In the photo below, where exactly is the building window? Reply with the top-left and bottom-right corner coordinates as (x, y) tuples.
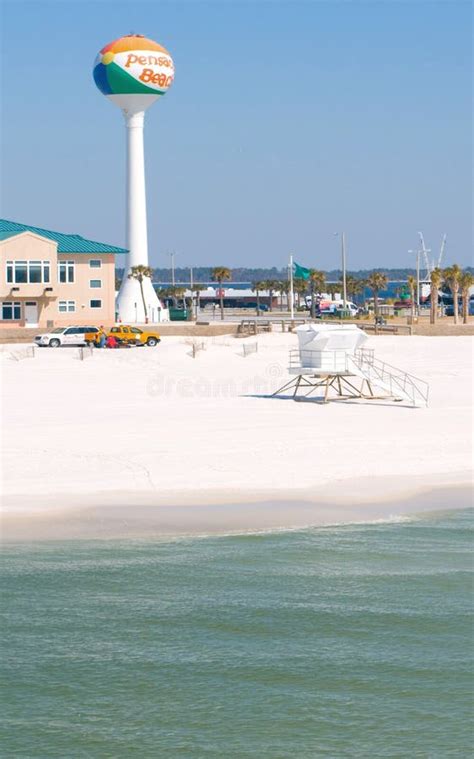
(58, 261), (75, 283)
(58, 300), (76, 313)
(90, 279), (102, 288)
(89, 259), (102, 268)
(90, 299), (102, 309)
(1, 301), (21, 320)
(29, 261), (42, 283)
(5, 261), (51, 284)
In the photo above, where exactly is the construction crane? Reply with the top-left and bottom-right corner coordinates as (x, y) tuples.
(437, 234), (447, 269)
(417, 233), (447, 279)
(418, 232), (432, 279)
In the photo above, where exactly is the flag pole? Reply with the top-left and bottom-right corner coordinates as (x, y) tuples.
(289, 254), (294, 320)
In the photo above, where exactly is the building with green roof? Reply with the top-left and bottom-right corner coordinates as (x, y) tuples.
(0, 219), (127, 329)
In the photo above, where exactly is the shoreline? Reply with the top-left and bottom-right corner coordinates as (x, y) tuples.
(2, 478), (471, 542)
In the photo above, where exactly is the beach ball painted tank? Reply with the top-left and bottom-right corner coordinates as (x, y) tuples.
(93, 34), (174, 97)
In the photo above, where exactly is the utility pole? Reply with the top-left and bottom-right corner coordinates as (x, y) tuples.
(169, 251), (176, 286)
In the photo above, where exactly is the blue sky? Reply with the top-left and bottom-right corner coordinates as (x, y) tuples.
(1, 0), (472, 269)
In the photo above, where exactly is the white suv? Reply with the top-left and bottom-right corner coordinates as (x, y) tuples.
(35, 326), (101, 348)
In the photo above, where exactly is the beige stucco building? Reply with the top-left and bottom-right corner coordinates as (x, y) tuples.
(0, 220), (127, 328)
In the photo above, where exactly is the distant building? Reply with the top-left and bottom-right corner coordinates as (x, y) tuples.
(0, 219), (126, 328)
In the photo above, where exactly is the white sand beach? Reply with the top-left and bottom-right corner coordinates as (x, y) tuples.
(1, 333), (472, 539)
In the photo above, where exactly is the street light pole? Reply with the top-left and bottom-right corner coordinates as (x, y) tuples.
(341, 232), (347, 309)
(289, 254), (294, 320)
(409, 249), (421, 316)
(416, 251), (420, 316)
(335, 232), (348, 309)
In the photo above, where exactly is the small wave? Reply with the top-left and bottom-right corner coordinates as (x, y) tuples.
(143, 513), (420, 543)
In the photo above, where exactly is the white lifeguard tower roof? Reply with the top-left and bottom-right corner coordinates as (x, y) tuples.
(296, 323), (368, 356)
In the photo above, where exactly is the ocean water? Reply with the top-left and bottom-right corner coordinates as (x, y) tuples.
(1, 509), (473, 758)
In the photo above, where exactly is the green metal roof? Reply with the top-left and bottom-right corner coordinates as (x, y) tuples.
(0, 219), (128, 254)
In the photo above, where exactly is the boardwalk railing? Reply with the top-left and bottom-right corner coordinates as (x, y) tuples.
(237, 318), (412, 335)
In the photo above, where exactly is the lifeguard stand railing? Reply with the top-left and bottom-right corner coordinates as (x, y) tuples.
(275, 347), (429, 406)
(350, 349), (429, 406)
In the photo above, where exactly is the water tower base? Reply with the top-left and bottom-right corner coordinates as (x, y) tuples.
(116, 276), (169, 324)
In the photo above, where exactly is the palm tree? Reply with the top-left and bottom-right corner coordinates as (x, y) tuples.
(173, 286), (187, 309)
(279, 280), (291, 311)
(163, 285), (177, 306)
(262, 279), (278, 312)
(211, 267), (231, 320)
(252, 280), (266, 315)
(366, 272), (388, 321)
(308, 270), (326, 318)
(443, 264), (462, 324)
(407, 275), (416, 321)
(344, 276), (365, 305)
(128, 264), (153, 323)
(430, 267), (443, 324)
(293, 278), (308, 309)
(326, 283), (340, 301)
(459, 271), (473, 325)
(192, 284), (204, 317)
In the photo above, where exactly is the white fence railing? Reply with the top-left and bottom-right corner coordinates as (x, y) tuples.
(242, 342), (258, 357)
(77, 345), (94, 361)
(6, 346), (36, 361)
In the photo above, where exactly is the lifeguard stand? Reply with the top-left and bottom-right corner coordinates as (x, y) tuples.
(272, 324), (429, 406)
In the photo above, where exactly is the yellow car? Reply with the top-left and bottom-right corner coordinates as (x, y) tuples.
(86, 325), (161, 347)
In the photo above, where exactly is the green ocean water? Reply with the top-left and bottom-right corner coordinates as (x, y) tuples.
(1, 509), (473, 758)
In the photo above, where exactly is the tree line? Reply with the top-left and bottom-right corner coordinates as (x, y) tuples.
(116, 265), (473, 283)
(124, 265), (473, 324)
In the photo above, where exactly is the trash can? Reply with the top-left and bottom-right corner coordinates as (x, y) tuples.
(169, 308), (188, 321)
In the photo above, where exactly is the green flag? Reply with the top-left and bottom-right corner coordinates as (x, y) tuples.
(293, 261), (310, 280)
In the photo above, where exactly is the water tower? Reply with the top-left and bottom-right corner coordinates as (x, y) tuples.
(93, 34), (174, 323)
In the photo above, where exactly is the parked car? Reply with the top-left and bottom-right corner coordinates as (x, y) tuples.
(240, 303), (269, 311)
(318, 302), (360, 318)
(87, 325), (161, 346)
(445, 301), (474, 317)
(35, 326), (101, 348)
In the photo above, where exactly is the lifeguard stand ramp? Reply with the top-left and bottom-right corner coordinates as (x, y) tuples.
(272, 324), (429, 406)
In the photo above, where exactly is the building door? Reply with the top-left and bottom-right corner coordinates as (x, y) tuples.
(24, 301), (38, 326)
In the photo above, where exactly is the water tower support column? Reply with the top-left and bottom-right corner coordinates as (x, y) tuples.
(115, 107), (164, 323)
(125, 110), (148, 269)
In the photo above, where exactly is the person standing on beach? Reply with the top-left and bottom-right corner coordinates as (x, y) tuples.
(98, 326), (107, 349)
